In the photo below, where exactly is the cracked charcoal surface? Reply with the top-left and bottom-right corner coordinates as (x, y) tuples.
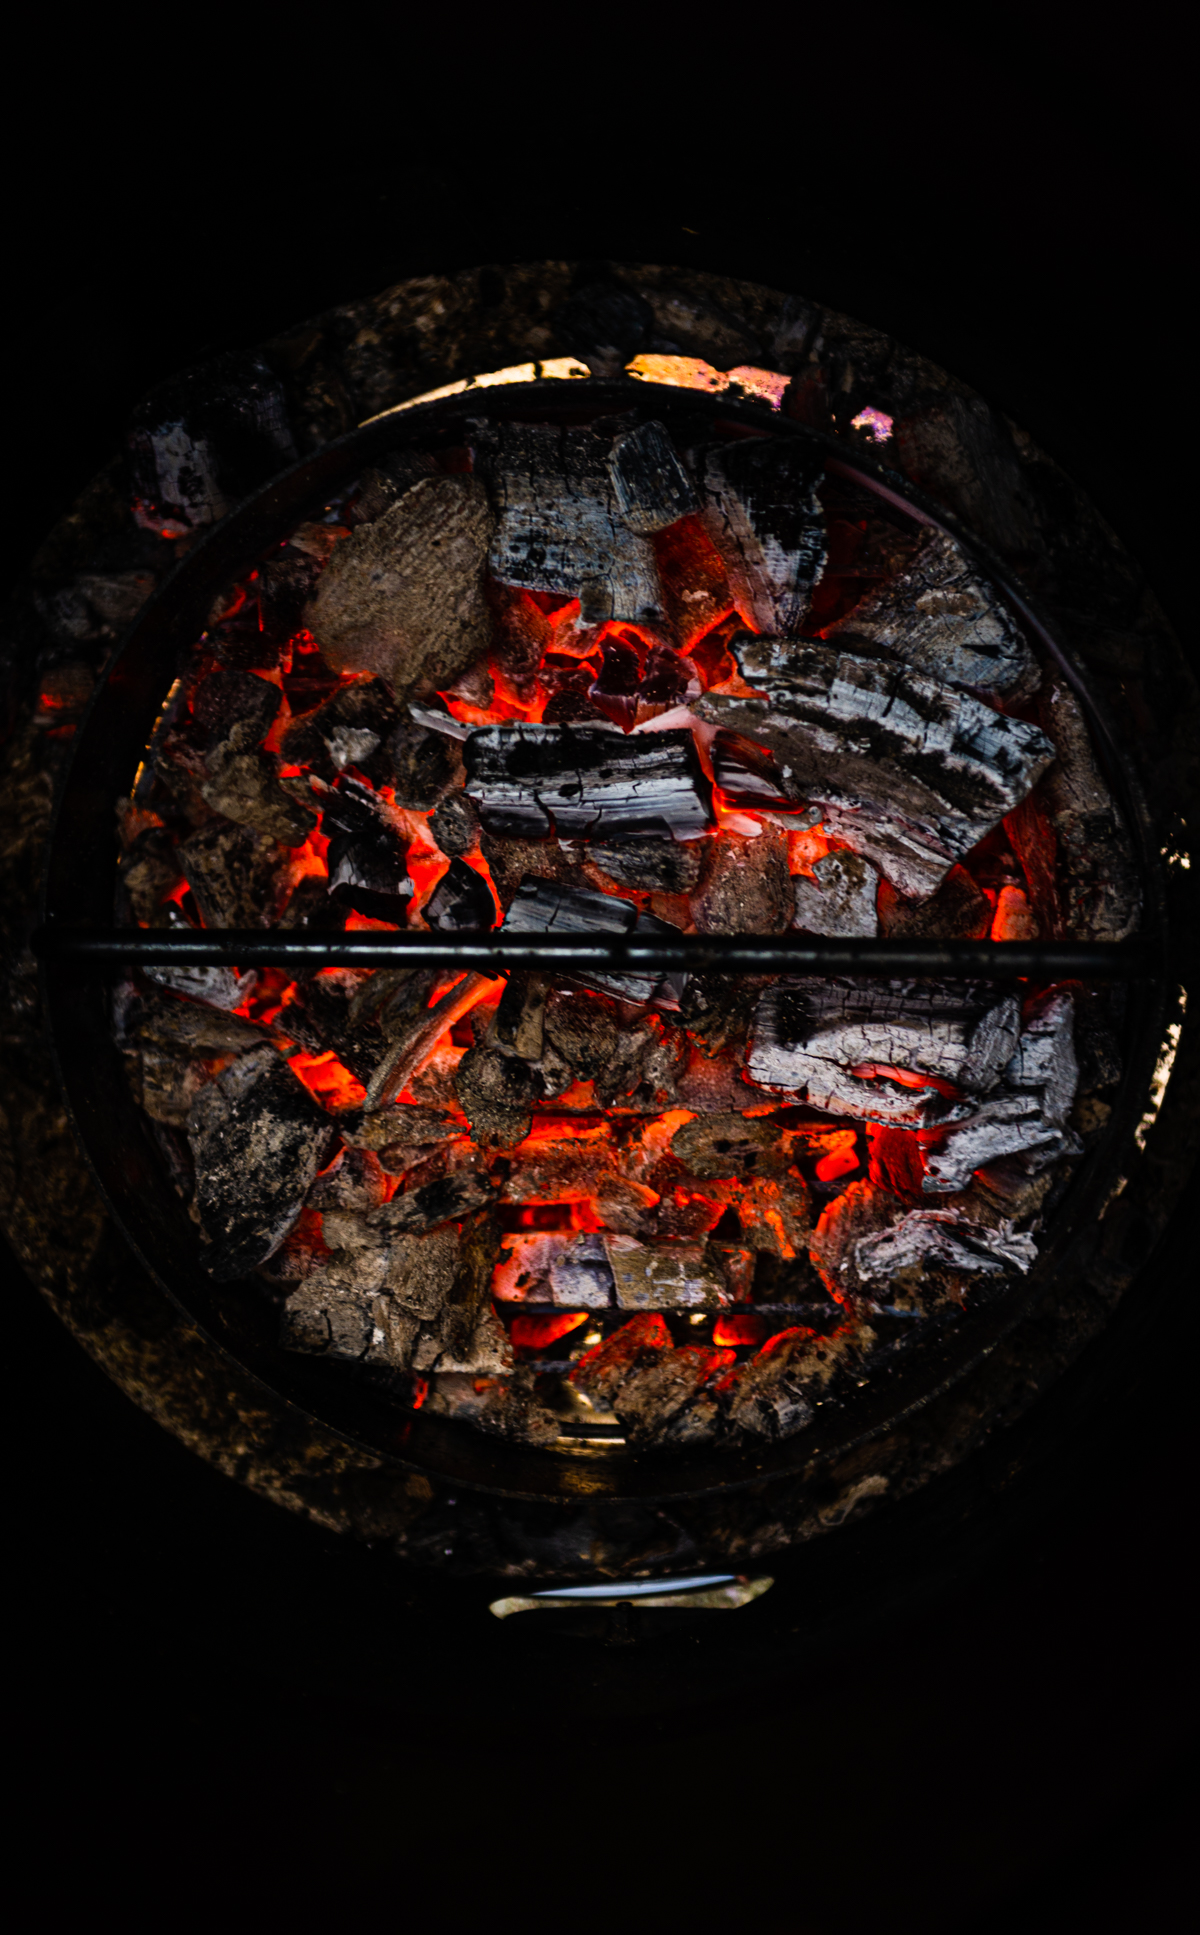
(188, 1045), (333, 1279)
(465, 722), (713, 842)
(697, 436), (827, 634)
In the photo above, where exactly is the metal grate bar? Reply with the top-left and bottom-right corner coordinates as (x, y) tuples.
(33, 925), (1173, 981)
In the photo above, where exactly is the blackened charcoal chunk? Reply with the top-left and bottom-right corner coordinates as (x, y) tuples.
(678, 973), (759, 1057)
(388, 719), (462, 810)
(551, 279), (655, 375)
(257, 551), (321, 642)
(670, 1111), (786, 1179)
(454, 1045), (543, 1145)
(372, 1167), (497, 1234)
(281, 677), (399, 784)
(423, 858), (495, 930)
(307, 1145), (389, 1210)
(725, 1328), (871, 1440)
(465, 722), (712, 841)
(828, 529), (1037, 695)
(487, 422), (665, 627)
(691, 826), (793, 934)
(571, 1313), (730, 1444)
(1031, 680), (1141, 942)
(127, 351), (296, 527)
(698, 437), (826, 634)
(876, 863), (990, 941)
(589, 838), (703, 894)
(712, 729), (799, 810)
(177, 820), (291, 927)
(191, 669), (281, 748)
(322, 777), (412, 921)
(608, 420), (698, 533)
(502, 874), (636, 937)
(279, 877), (348, 932)
(188, 1045), (332, 1277)
(478, 834), (583, 911)
(430, 791), (480, 857)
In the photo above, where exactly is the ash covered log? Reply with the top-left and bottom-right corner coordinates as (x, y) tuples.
(749, 978), (1021, 1124)
(188, 1044), (333, 1278)
(695, 636), (1056, 899)
(571, 1313), (734, 1445)
(486, 422), (665, 627)
(828, 529), (1037, 695)
(607, 420), (698, 533)
(792, 850), (880, 938)
(698, 437), (826, 633)
(854, 1206), (1037, 1281)
(306, 475), (493, 699)
(464, 722), (713, 842)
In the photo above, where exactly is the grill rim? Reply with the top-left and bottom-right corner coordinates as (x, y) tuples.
(36, 374), (1174, 1503)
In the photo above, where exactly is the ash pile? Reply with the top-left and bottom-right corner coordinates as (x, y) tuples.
(112, 404), (1136, 1451)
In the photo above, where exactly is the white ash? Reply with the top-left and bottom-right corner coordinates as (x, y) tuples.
(854, 1207), (1038, 1281)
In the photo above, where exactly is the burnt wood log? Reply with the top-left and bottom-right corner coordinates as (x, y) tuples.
(698, 437), (826, 634)
(187, 1044), (333, 1279)
(828, 529), (1037, 695)
(853, 1206), (1037, 1281)
(725, 1324), (871, 1439)
(464, 722), (713, 842)
(695, 635), (1056, 900)
(306, 475), (493, 699)
(921, 989), (1080, 1188)
(607, 419), (698, 533)
(487, 423), (666, 627)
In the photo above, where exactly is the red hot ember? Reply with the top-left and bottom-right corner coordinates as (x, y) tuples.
(112, 406), (1139, 1451)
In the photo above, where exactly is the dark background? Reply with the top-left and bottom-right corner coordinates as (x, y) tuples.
(4, 20), (1194, 1930)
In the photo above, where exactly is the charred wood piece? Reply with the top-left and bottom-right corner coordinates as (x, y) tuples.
(695, 636), (1056, 900)
(464, 722), (713, 842)
(586, 836), (703, 894)
(307, 475), (493, 699)
(725, 1324), (869, 1440)
(486, 972), (547, 1061)
(280, 677), (399, 785)
(500, 878), (685, 1008)
(487, 423), (665, 627)
(749, 978), (1021, 1124)
(876, 863), (991, 942)
(307, 1145), (389, 1211)
(188, 1044), (333, 1279)
(178, 820), (291, 929)
(423, 858), (495, 931)
(430, 791), (481, 858)
(698, 437), (826, 634)
(921, 990), (1080, 1189)
(854, 1206), (1037, 1281)
(670, 1111), (787, 1179)
(604, 1236), (730, 1309)
(1027, 680), (1141, 942)
(424, 1371), (561, 1445)
(607, 420), (698, 533)
(792, 851), (880, 938)
(828, 529), (1037, 695)
(571, 1313), (733, 1445)
(711, 729), (800, 811)
(321, 777), (412, 922)
(494, 1231), (615, 1308)
(691, 826), (793, 935)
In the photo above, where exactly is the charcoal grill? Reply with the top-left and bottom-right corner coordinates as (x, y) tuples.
(33, 374), (1184, 1510)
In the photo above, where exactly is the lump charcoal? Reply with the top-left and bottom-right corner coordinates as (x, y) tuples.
(177, 820), (291, 927)
(571, 1313), (733, 1445)
(670, 1111), (787, 1179)
(191, 668), (281, 747)
(493, 1231), (615, 1308)
(603, 1235), (729, 1309)
(127, 351), (296, 528)
(382, 717), (463, 810)
(423, 857), (495, 931)
(690, 825), (793, 935)
(337, 1102), (458, 1155)
(725, 1325), (871, 1440)
(498, 881), (688, 1010)
(586, 836), (703, 894)
(118, 828), (184, 927)
(454, 1044), (543, 1145)
(137, 1045), (224, 1128)
(593, 1014), (687, 1113)
(487, 422), (665, 627)
(828, 528), (1037, 695)
(735, 1173), (814, 1257)
(697, 437), (826, 634)
(749, 979), (1021, 1124)
(257, 551), (321, 642)
(321, 776), (412, 922)
(500, 1145), (654, 1235)
(307, 475), (493, 699)
(280, 677), (399, 785)
(792, 850), (879, 938)
(695, 637), (1056, 900)
(1006, 989), (1078, 1125)
(653, 515), (737, 651)
(424, 1371), (561, 1446)
(464, 723), (713, 842)
(430, 791), (481, 858)
(201, 725), (317, 846)
(920, 992), (1079, 1190)
(144, 960), (257, 1014)
(876, 863), (990, 941)
(278, 877), (348, 933)
(711, 729), (801, 811)
(487, 972), (547, 1062)
(477, 833), (582, 912)
(386, 1225), (467, 1320)
(282, 1265), (412, 1367)
(636, 643), (701, 717)
(133, 993), (264, 1057)
(371, 1167), (497, 1235)
(188, 1045), (333, 1279)
(307, 1145), (389, 1211)
(413, 1212), (511, 1376)
(676, 1044), (778, 1114)
(362, 970), (494, 1110)
(678, 972), (761, 1059)
(608, 419), (698, 534)
(1030, 680), (1141, 942)
(854, 1206), (1037, 1283)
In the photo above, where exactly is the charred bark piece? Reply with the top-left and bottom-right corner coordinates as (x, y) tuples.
(586, 837), (703, 894)
(695, 637), (1056, 900)
(749, 979), (1021, 1124)
(792, 851), (880, 938)
(828, 529), (1037, 695)
(423, 858), (495, 931)
(430, 791), (481, 857)
(465, 723), (713, 842)
(608, 419), (698, 533)
(178, 820), (291, 927)
(280, 677), (399, 785)
(698, 437), (826, 633)
(321, 776), (412, 923)
(1030, 680), (1140, 941)
(306, 474), (493, 699)
(454, 1044), (543, 1145)
(188, 1044), (333, 1279)
(876, 863), (990, 941)
(854, 1207), (1037, 1282)
(691, 826), (792, 934)
(487, 422), (665, 627)
(604, 1236), (729, 1308)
